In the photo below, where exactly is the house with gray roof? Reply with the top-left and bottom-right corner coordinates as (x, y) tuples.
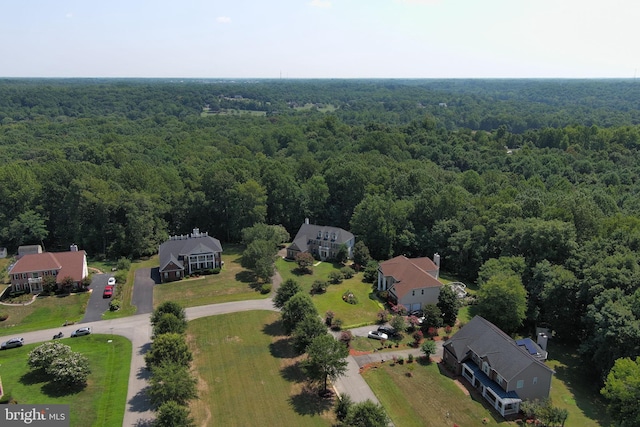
(286, 219), (354, 261)
(443, 316), (554, 418)
(158, 228), (223, 283)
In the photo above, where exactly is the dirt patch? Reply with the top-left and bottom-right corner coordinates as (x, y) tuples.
(349, 348), (370, 356)
(224, 335), (242, 343)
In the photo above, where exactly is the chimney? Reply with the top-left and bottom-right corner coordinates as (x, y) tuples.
(70, 244), (78, 252)
(192, 228), (200, 237)
(433, 253), (440, 279)
(537, 333), (548, 351)
(305, 218), (310, 225)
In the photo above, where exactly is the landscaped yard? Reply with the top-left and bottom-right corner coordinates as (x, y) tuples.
(275, 258), (383, 328)
(362, 360), (506, 426)
(0, 334), (131, 427)
(0, 292), (90, 335)
(188, 311), (334, 427)
(154, 245), (268, 308)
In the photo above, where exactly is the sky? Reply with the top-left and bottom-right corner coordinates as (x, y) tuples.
(1, 0), (638, 79)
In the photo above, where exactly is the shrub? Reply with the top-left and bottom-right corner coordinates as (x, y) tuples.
(342, 290), (358, 305)
(340, 266), (355, 279)
(426, 327), (438, 338)
(445, 325), (452, 334)
(325, 310), (335, 326)
(311, 280), (328, 294)
(0, 313), (8, 321)
(331, 318), (343, 331)
(212, 267), (221, 274)
(397, 356), (404, 365)
(412, 330), (424, 346)
(407, 353), (414, 363)
(260, 283), (272, 294)
(116, 257), (131, 271)
(339, 330), (353, 347)
(328, 271), (344, 284)
(335, 394), (353, 422)
(109, 299), (121, 311)
(376, 309), (390, 324)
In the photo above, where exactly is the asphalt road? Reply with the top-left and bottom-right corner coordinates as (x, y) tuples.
(131, 268), (155, 315)
(81, 273), (116, 323)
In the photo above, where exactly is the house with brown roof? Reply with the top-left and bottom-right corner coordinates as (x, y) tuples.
(443, 316), (554, 418)
(158, 228), (223, 283)
(286, 219), (355, 261)
(377, 254), (442, 312)
(9, 246), (88, 294)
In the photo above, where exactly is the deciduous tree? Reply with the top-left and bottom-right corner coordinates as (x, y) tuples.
(476, 273), (528, 334)
(303, 334), (349, 394)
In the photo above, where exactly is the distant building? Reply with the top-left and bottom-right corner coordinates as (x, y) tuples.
(9, 246), (88, 294)
(286, 219), (355, 261)
(18, 245), (43, 258)
(158, 228), (223, 283)
(0, 247), (6, 259)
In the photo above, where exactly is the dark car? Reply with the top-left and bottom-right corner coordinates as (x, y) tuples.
(377, 326), (396, 336)
(103, 285), (114, 298)
(1, 337), (24, 349)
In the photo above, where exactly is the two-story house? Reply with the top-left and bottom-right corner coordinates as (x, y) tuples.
(377, 254), (443, 312)
(286, 219), (355, 261)
(9, 245), (88, 294)
(158, 228), (223, 283)
(443, 316), (554, 417)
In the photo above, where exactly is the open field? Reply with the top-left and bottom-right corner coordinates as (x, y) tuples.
(154, 245), (267, 308)
(362, 360), (506, 426)
(0, 293), (90, 335)
(0, 334), (131, 427)
(188, 311), (334, 427)
(275, 258), (383, 328)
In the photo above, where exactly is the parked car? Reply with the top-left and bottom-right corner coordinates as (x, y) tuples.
(103, 285), (114, 298)
(107, 277), (116, 286)
(71, 327), (91, 337)
(368, 330), (388, 340)
(1, 337), (24, 349)
(377, 326), (396, 336)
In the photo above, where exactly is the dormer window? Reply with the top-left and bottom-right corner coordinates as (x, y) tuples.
(331, 233), (336, 241)
(317, 231), (322, 238)
(324, 232), (329, 240)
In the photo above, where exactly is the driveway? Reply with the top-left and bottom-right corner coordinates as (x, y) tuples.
(81, 273), (116, 323)
(132, 268), (156, 315)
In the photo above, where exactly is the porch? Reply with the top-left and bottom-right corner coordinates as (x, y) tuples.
(462, 362), (521, 417)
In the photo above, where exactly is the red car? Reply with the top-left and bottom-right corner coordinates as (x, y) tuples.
(103, 285), (114, 298)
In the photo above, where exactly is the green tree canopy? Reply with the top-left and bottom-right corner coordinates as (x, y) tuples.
(148, 362), (198, 408)
(302, 334), (349, 393)
(476, 273), (528, 334)
(273, 279), (302, 309)
(281, 292), (318, 334)
(601, 356), (640, 427)
(145, 333), (193, 370)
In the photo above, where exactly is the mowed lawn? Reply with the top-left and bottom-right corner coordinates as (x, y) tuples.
(0, 292), (90, 335)
(187, 311), (335, 427)
(362, 361), (508, 427)
(154, 245), (267, 308)
(0, 334), (131, 427)
(275, 258), (383, 328)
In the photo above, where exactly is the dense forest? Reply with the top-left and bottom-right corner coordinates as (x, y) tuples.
(1, 78), (640, 389)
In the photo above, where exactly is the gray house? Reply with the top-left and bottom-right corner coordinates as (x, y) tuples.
(286, 219), (354, 261)
(443, 316), (554, 418)
(158, 228), (223, 283)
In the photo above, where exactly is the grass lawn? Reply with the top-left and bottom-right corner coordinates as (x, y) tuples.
(275, 258), (383, 328)
(188, 311), (334, 427)
(545, 342), (611, 426)
(0, 293), (90, 335)
(363, 360), (507, 427)
(0, 334), (131, 427)
(154, 245), (267, 309)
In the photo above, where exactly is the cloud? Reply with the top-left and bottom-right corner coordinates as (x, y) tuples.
(66, 13), (73, 19)
(216, 16), (231, 24)
(396, 0), (441, 4)
(309, 0), (332, 8)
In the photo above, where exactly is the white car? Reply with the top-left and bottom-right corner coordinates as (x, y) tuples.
(1, 337), (24, 349)
(107, 277), (116, 285)
(368, 331), (389, 340)
(71, 327), (92, 337)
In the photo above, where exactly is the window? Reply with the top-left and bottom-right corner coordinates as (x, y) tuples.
(421, 289), (424, 295)
(325, 232), (329, 240)
(517, 380), (524, 389)
(533, 377), (538, 385)
(317, 231), (322, 238)
(412, 290), (415, 296)
(482, 361), (490, 375)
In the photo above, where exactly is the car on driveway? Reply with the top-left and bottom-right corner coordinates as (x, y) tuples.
(107, 277), (116, 286)
(368, 330), (388, 340)
(103, 285), (114, 298)
(1, 337), (24, 349)
(71, 327), (92, 337)
(377, 326), (396, 336)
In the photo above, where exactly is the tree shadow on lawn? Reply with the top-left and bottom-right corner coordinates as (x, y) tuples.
(288, 385), (334, 416)
(269, 337), (296, 359)
(20, 369), (48, 386)
(41, 381), (86, 398)
(235, 270), (256, 284)
(280, 361), (305, 383)
(262, 319), (285, 336)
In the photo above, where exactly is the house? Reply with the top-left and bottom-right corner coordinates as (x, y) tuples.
(442, 316), (554, 417)
(18, 244), (43, 258)
(8, 246), (88, 294)
(0, 247), (6, 259)
(377, 254), (443, 312)
(158, 228), (223, 283)
(286, 219), (355, 261)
